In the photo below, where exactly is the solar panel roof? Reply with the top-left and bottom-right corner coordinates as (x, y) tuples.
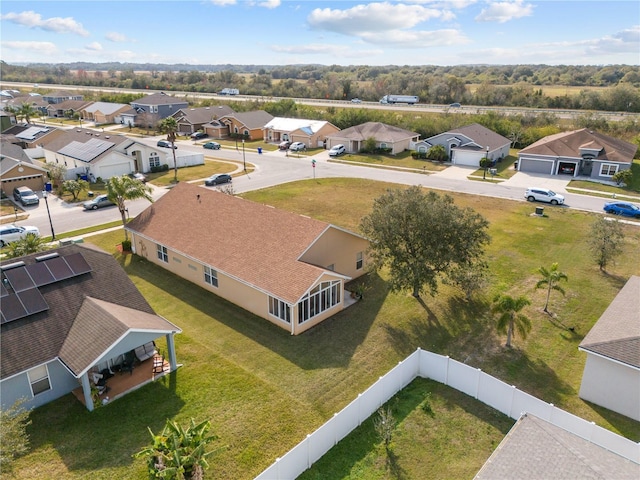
(25, 262), (56, 287)
(1, 293), (28, 323)
(15, 126), (49, 141)
(57, 137), (115, 163)
(19, 288), (49, 315)
(64, 252), (92, 275)
(45, 256), (74, 281)
(1, 282), (9, 297)
(4, 266), (36, 292)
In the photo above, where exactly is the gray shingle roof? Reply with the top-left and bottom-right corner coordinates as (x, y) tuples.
(580, 275), (640, 368)
(223, 110), (274, 129)
(443, 123), (511, 150)
(475, 414), (640, 479)
(329, 122), (418, 142)
(173, 105), (235, 124)
(131, 92), (188, 107)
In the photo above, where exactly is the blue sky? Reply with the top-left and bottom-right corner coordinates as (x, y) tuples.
(1, 1), (638, 66)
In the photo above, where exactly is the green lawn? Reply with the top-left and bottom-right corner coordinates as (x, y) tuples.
(330, 150), (447, 172)
(8, 178), (640, 479)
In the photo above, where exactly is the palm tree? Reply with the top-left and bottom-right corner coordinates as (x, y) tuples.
(5, 233), (49, 258)
(158, 117), (179, 183)
(134, 418), (224, 480)
(536, 263), (568, 313)
(492, 294), (531, 348)
(106, 175), (153, 241)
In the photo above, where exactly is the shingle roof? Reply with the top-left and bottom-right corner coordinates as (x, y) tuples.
(579, 275), (640, 368)
(82, 102), (129, 115)
(519, 128), (637, 163)
(126, 182), (340, 303)
(263, 117), (331, 134)
(46, 99), (93, 111)
(131, 92), (188, 107)
(223, 110), (274, 129)
(0, 244), (159, 379)
(475, 414), (640, 479)
(442, 123), (511, 150)
(329, 122), (418, 142)
(39, 128), (132, 163)
(173, 105), (235, 124)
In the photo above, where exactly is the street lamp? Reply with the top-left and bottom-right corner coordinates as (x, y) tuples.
(242, 139), (246, 173)
(482, 145), (490, 180)
(42, 190), (55, 241)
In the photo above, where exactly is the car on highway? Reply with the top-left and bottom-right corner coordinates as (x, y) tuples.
(351, 98), (362, 104)
(204, 174), (232, 186)
(328, 144), (346, 157)
(0, 224), (40, 247)
(13, 186), (40, 206)
(203, 141), (221, 150)
(289, 142), (306, 151)
(83, 194), (115, 210)
(525, 187), (565, 205)
(603, 201), (640, 218)
(449, 102), (462, 108)
(190, 131), (207, 139)
(157, 140), (177, 149)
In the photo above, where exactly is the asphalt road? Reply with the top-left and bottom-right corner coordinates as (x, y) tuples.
(14, 136), (627, 238)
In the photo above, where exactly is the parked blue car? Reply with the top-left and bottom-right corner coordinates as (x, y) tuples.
(603, 201), (640, 218)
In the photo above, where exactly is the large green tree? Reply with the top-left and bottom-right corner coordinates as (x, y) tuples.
(157, 117), (180, 183)
(536, 263), (568, 313)
(134, 418), (223, 480)
(0, 400), (32, 473)
(588, 217), (625, 272)
(62, 179), (90, 201)
(492, 294), (532, 348)
(106, 175), (153, 241)
(360, 186), (490, 299)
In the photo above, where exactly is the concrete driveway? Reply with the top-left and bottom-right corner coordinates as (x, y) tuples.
(501, 172), (571, 193)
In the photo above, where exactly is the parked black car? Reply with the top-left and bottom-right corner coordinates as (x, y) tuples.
(205, 174), (232, 186)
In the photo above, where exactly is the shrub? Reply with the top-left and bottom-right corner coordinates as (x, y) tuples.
(121, 240), (132, 251)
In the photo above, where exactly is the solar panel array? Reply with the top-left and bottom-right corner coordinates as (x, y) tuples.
(0, 253), (93, 325)
(15, 126), (49, 141)
(57, 137), (115, 163)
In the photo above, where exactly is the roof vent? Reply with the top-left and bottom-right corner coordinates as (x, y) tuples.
(1, 261), (25, 271)
(36, 252), (60, 262)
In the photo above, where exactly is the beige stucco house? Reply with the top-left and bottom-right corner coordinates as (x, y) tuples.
(125, 182), (369, 335)
(578, 275), (640, 421)
(263, 117), (340, 149)
(326, 122), (420, 155)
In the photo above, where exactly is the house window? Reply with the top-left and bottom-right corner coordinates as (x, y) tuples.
(204, 266), (218, 287)
(269, 297), (291, 323)
(149, 152), (160, 167)
(356, 252), (363, 270)
(28, 365), (51, 396)
(157, 244), (168, 263)
(297, 280), (341, 324)
(600, 164), (618, 177)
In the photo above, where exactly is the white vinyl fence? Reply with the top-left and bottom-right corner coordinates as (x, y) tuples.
(255, 348), (639, 480)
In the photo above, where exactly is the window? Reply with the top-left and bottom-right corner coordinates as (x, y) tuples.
(600, 164), (618, 176)
(28, 365), (51, 396)
(356, 252), (363, 270)
(269, 297), (291, 323)
(149, 152), (160, 167)
(204, 266), (218, 287)
(297, 280), (341, 324)
(157, 244), (168, 263)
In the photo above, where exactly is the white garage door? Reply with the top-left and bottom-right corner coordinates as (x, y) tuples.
(98, 163), (131, 179)
(453, 151), (480, 166)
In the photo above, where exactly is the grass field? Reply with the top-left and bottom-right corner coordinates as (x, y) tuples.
(6, 178), (640, 479)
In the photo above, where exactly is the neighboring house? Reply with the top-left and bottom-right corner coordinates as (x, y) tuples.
(0, 244), (182, 412)
(215, 110), (274, 141)
(1, 124), (65, 149)
(172, 105), (235, 135)
(263, 117), (340, 149)
(326, 122), (420, 155)
(578, 275), (640, 421)
(3, 95), (50, 117)
(42, 91), (84, 104)
(128, 92), (189, 127)
(418, 123), (511, 166)
(474, 413), (639, 479)
(125, 182), (369, 335)
(0, 142), (48, 195)
(80, 102), (131, 125)
(46, 99), (94, 119)
(39, 127), (197, 179)
(517, 128), (637, 179)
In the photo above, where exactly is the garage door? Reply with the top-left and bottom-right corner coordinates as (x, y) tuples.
(453, 151), (479, 166)
(98, 163), (131, 179)
(519, 159), (553, 174)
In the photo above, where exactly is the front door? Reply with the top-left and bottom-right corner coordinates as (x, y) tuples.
(580, 159), (593, 176)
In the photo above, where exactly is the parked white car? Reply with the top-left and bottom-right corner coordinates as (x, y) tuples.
(0, 224), (40, 247)
(328, 144), (346, 157)
(289, 142), (306, 151)
(525, 188), (565, 205)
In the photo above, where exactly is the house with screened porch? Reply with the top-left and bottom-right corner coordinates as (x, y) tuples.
(125, 182), (369, 335)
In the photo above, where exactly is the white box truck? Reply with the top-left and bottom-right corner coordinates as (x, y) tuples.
(380, 94), (419, 105)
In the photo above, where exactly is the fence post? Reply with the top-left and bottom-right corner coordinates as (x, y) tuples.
(509, 385), (516, 418)
(357, 393), (363, 425)
(307, 434), (311, 469)
(475, 368), (482, 399)
(445, 356), (450, 385)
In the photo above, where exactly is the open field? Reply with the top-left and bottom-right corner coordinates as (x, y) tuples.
(7, 178), (640, 479)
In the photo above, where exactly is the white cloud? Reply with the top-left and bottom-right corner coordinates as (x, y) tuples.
(257, 0), (281, 8)
(105, 32), (129, 43)
(2, 40), (58, 56)
(271, 43), (351, 55)
(583, 26), (640, 55)
(475, 1), (533, 23)
(1, 10), (89, 36)
(85, 42), (103, 51)
(209, 0), (236, 5)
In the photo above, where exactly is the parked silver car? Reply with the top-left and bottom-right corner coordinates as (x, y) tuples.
(83, 194), (115, 210)
(525, 188), (565, 205)
(0, 224), (40, 247)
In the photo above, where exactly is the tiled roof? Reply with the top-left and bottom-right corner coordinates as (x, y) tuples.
(0, 244), (158, 379)
(442, 123), (511, 150)
(223, 110), (274, 129)
(475, 414), (639, 479)
(519, 128), (637, 163)
(329, 122), (418, 142)
(59, 297), (180, 376)
(126, 182), (338, 304)
(580, 275), (640, 368)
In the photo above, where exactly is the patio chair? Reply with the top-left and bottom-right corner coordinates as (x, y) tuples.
(121, 350), (136, 375)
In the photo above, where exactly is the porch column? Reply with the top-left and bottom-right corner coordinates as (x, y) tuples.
(166, 332), (178, 371)
(81, 373), (94, 411)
